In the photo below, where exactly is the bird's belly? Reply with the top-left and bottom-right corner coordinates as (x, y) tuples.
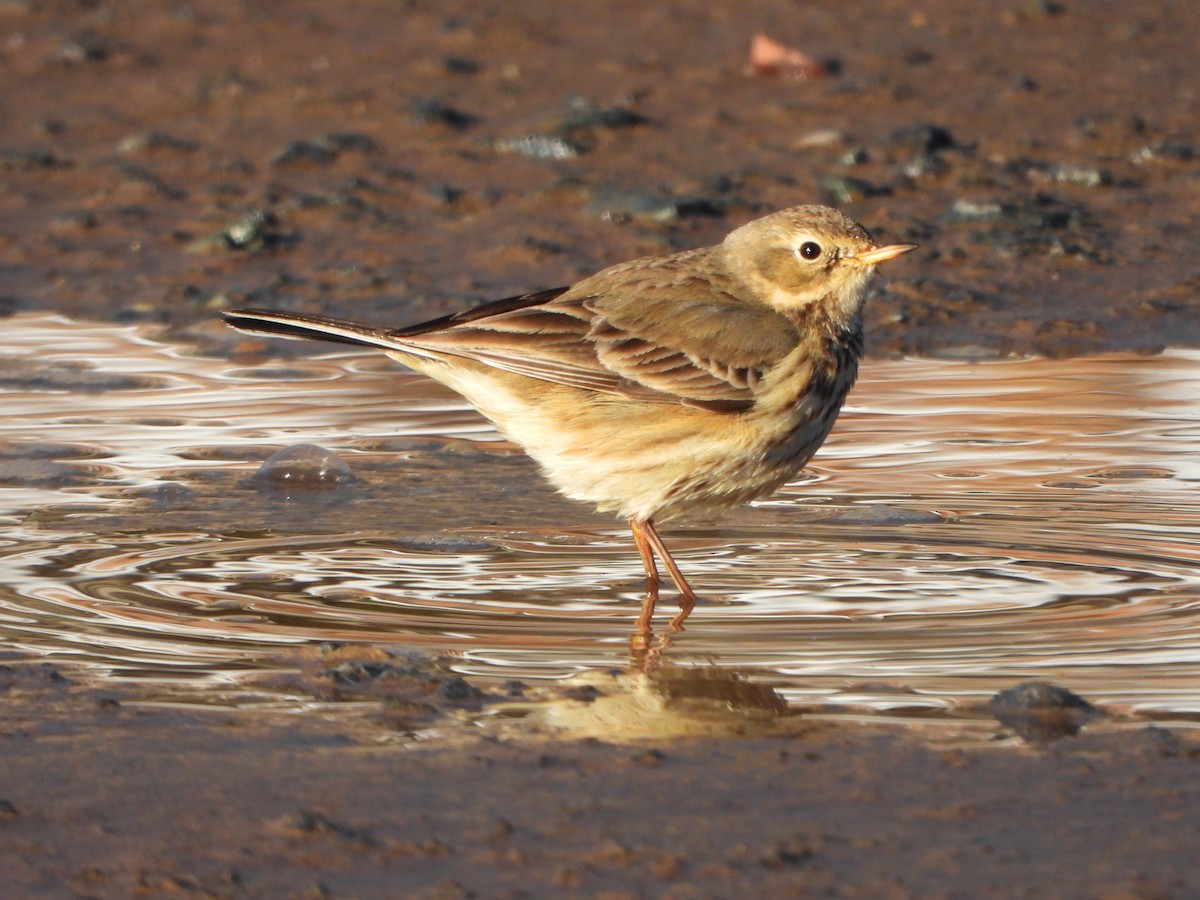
(433, 363), (844, 522)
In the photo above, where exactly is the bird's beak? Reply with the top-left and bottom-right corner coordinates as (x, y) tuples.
(854, 243), (918, 265)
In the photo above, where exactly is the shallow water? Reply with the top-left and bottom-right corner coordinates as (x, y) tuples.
(2, 314), (1199, 722)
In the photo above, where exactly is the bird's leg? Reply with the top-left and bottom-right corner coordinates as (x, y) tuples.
(636, 518), (699, 633)
(630, 518), (660, 636)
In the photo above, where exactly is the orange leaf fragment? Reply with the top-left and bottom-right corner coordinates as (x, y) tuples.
(747, 32), (828, 80)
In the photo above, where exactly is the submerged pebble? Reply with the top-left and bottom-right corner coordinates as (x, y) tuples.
(0, 441), (111, 460)
(0, 458), (92, 487)
(0, 359), (162, 393)
(251, 444), (358, 490)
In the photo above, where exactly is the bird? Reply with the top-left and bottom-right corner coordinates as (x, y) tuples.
(224, 205), (915, 634)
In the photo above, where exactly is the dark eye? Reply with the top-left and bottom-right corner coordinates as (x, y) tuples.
(798, 241), (822, 260)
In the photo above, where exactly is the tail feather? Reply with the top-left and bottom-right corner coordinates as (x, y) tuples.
(223, 308), (399, 350)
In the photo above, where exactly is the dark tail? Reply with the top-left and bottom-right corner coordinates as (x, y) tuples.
(223, 308), (401, 349)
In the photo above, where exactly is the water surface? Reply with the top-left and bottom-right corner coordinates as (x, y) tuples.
(2, 314), (1199, 722)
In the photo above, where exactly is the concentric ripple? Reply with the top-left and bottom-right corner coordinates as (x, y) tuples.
(2, 314), (1200, 718)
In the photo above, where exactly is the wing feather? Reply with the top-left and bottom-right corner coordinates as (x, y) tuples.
(227, 251), (799, 414)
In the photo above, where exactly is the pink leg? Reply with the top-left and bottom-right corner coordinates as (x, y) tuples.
(632, 518), (699, 633)
(630, 518), (660, 635)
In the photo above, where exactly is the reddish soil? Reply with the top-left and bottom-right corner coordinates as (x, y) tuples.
(3, 1), (1200, 896)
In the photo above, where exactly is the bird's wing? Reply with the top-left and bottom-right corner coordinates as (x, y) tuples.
(396, 263), (799, 413)
(581, 286), (798, 411)
(225, 258), (799, 413)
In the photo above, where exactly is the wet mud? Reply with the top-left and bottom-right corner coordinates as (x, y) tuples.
(3, 1), (1200, 896)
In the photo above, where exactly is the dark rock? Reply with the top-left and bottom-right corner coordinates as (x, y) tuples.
(990, 682), (1100, 742)
(411, 99), (477, 130)
(878, 123), (956, 161)
(442, 56), (481, 75)
(819, 175), (891, 204)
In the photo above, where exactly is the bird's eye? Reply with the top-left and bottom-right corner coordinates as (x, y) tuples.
(797, 241), (822, 260)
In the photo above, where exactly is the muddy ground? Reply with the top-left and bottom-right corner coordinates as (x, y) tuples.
(3, 0), (1200, 896)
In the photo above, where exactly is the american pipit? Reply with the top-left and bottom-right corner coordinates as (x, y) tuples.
(225, 205), (915, 633)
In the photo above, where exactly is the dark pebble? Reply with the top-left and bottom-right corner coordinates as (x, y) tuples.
(436, 676), (483, 702)
(1130, 140), (1194, 163)
(117, 131), (199, 155)
(56, 32), (111, 63)
(555, 100), (647, 135)
(442, 56), (481, 75)
(901, 153), (952, 179)
(324, 661), (418, 685)
(878, 123), (956, 161)
(562, 684), (603, 703)
(427, 183), (464, 204)
(268, 141), (334, 168)
(990, 682), (1100, 742)
(0, 148), (69, 170)
(317, 133), (379, 155)
(116, 163), (188, 200)
(411, 99), (477, 130)
(943, 193), (1103, 261)
(586, 186), (724, 222)
(279, 811), (374, 845)
(819, 175), (891, 204)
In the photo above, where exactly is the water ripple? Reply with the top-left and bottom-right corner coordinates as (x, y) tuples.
(1, 315), (1199, 718)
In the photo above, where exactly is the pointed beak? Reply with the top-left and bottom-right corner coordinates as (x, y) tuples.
(854, 243), (918, 266)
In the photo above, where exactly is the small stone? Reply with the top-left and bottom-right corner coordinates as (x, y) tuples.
(586, 186), (724, 222)
(56, 32), (111, 63)
(251, 444), (358, 490)
(794, 128), (845, 149)
(878, 123), (956, 161)
(324, 661), (414, 684)
(221, 209), (271, 250)
(411, 99), (476, 130)
(492, 134), (579, 159)
(1130, 140), (1194, 163)
(274, 810), (375, 845)
(317, 133), (379, 155)
(442, 56), (481, 75)
(944, 198), (1006, 222)
(1028, 163), (1112, 187)
(117, 131), (198, 155)
(990, 682), (1100, 742)
(555, 99), (647, 135)
(819, 175), (890, 204)
(436, 676), (482, 702)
